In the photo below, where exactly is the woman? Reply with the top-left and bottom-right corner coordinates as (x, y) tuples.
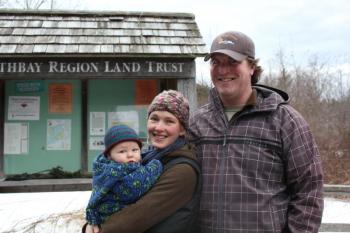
(83, 90), (201, 233)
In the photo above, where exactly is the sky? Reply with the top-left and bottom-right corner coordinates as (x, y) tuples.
(78, 0), (350, 82)
(4, 0), (350, 82)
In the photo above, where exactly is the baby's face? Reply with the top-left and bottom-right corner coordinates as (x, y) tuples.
(109, 141), (141, 163)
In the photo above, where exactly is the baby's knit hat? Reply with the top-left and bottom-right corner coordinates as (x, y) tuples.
(104, 125), (142, 155)
(148, 90), (189, 129)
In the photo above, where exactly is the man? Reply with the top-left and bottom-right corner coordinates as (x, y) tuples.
(189, 31), (324, 233)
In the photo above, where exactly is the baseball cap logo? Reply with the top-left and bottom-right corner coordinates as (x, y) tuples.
(219, 40), (235, 45)
(217, 34), (238, 46)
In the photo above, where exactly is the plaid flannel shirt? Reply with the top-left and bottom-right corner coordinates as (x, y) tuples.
(189, 85), (324, 233)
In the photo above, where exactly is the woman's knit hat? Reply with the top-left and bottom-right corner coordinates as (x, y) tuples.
(104, 125), (142, 155)
(147, 90), (190, 129)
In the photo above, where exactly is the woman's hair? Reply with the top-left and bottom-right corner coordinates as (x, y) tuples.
(247, 58), (263, 85)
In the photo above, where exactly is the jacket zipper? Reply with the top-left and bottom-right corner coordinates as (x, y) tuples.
(217, 126), (228, 230)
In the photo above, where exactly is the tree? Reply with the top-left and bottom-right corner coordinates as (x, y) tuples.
(196, 78), (211, 107)
(261, 50), (350, 184)
(3, 0), (47, 9)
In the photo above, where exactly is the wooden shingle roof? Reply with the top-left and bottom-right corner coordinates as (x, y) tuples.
(0, 9), (207, 57)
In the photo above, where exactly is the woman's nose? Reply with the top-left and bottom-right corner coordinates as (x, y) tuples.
(154, 121), (164, 131)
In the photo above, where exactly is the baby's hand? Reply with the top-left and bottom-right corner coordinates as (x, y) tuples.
(84, 225), (94, 233)
(93, 225), (100, 233)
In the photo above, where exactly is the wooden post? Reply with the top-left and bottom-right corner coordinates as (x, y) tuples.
(177, 78), (197, 113)
(81, 80), (88, 174)
(0, 80), (4, 176)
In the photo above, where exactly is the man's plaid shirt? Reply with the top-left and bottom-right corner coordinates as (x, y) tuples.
(189, 85), (324, 233)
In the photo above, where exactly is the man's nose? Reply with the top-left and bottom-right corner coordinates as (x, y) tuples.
(218, 63), (230, 74)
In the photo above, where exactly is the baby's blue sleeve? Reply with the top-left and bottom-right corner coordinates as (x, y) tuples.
(116, 160), (163, 203)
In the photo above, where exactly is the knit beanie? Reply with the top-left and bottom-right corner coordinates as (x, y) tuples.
(104, 125), (142, 155)
(148, 90), (190, 129)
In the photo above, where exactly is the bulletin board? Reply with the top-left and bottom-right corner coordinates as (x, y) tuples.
(4, 80), (82, 175)
(3, 78), (159, 174)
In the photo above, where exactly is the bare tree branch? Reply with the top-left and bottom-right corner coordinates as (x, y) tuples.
(1, 0), (82, 9)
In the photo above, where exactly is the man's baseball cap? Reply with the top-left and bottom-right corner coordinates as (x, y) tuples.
(204, 31), (255, 62)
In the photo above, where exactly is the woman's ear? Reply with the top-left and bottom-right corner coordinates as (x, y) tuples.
(179, 126), (186, 136)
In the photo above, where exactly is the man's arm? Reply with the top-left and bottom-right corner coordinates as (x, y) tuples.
(100, 163), (197, 233)
(281, 106), (324, 233)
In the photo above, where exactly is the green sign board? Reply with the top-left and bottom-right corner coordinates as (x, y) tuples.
(15, 81), (43, 93)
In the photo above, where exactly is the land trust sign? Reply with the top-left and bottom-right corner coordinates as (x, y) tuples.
(0, 58), (194, 79)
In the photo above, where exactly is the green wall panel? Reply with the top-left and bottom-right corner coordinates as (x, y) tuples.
(87, 79), (150, 172)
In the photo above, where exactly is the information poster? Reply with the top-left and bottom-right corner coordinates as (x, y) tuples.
(89, 136), (104, 150)
(4, 123), (29, 154)
(47, 119), (71, 150)
(135, 80), (158, 105)
(108, 111), (139, 133)
(8, 96), (40, 120)
(90, 112), (105, 135)
(49, 83), (72, 114)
